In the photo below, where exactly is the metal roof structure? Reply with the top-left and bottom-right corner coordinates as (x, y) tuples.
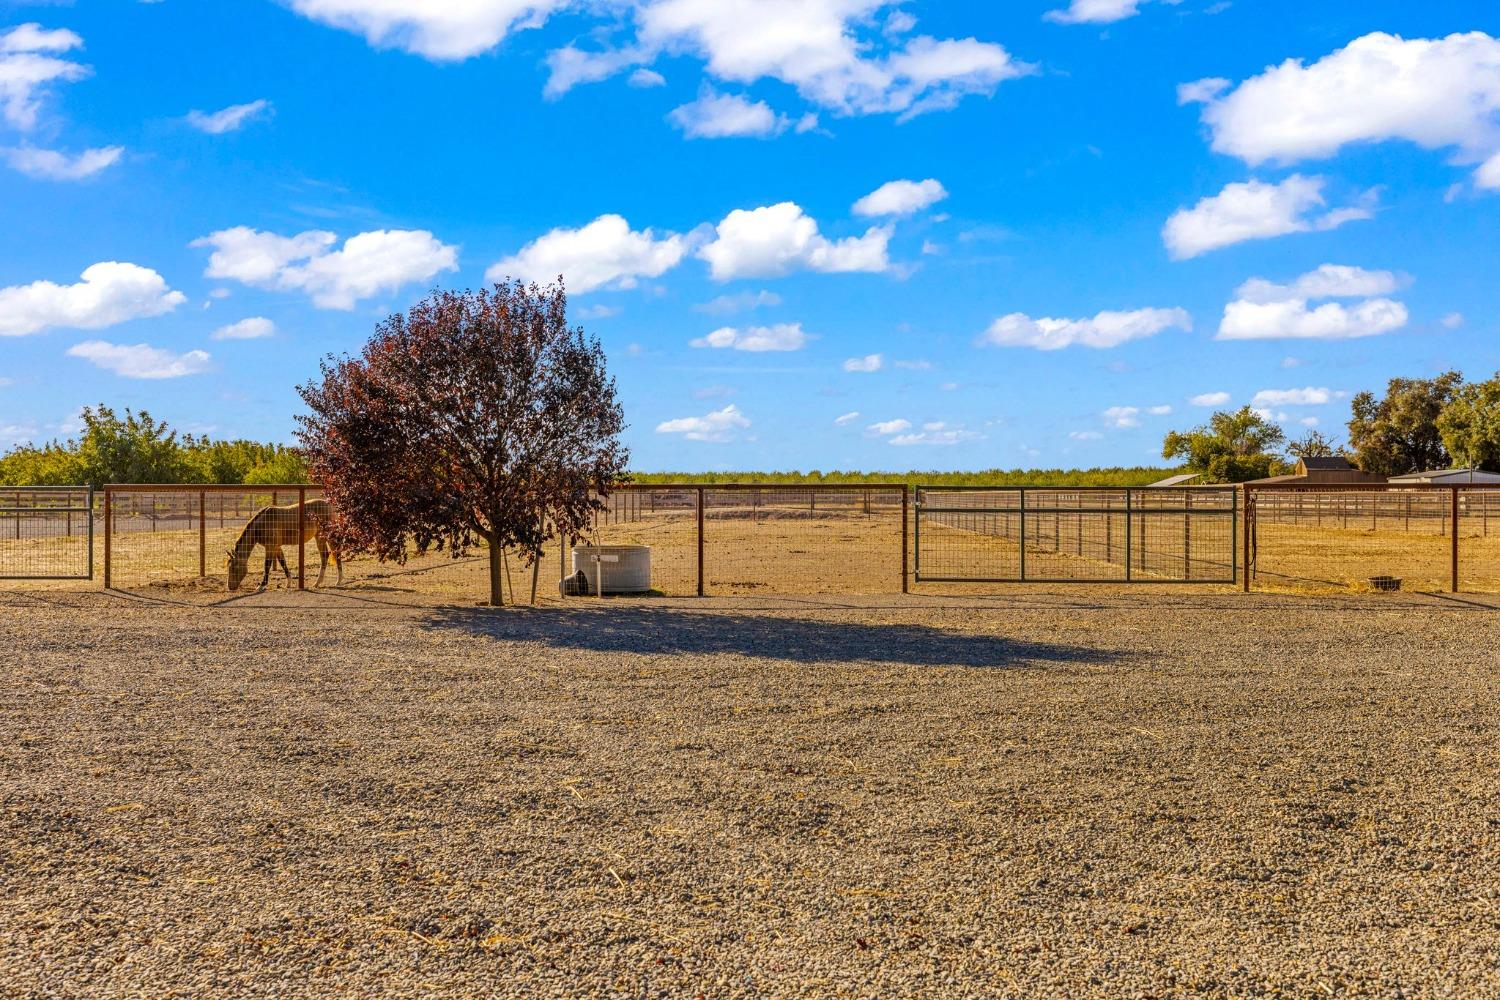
(1387, 468), (1500, 484)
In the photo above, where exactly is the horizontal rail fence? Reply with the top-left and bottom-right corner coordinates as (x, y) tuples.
(915, 486), (1237, 584)
(594, 484), (907, 596)
(0, 487), (94, 580)
(104, 485), (324, 595)
(1246, 484), (1500, 593)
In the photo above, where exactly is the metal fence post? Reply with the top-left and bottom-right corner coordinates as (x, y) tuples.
(1019, 489), (1028, 581)
(1242, 486), (1252, 593)
(1451, 486), (1460, 593)
(198, 490), (207, 578)
(901, 487), (910, 594)
(1124, 489), (1132, 583)
(696, 486), (705, 597)
(86, 487), (95, 581)
(103, 488), (112, 589)
(298, 487), (307, 590)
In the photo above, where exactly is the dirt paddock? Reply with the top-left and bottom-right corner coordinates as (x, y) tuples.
(3, 583), (1499, 997)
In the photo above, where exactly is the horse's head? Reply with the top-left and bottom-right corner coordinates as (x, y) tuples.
(226, 549), (247, 591)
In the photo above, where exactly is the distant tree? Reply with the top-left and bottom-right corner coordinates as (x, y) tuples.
(0, 442), (85, 487)
(1436, 372), (1500, 472)
(69, 406), (194, 487)
(1348, 371), (1462, 476)
(1162, 406), (1287, 483)
(1285, 429), (1348, 461)
(296, 281), (627, 606)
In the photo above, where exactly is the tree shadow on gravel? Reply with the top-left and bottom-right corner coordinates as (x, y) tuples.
(423, 605), (1125, 669)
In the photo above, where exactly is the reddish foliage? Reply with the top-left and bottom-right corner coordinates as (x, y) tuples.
(296, 280), (627, 602)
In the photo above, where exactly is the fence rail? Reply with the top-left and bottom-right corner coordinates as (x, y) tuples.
(8, 481), (1499, 597)
(915, 486), (1237, 584)
(1245, 484), (1500, 594)
(0, 486), (94, 580)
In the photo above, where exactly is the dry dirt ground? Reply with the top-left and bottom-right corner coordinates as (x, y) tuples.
(2, 585), (1499, 998)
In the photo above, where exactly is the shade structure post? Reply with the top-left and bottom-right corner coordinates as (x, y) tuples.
(1451, 486), (1460, 593)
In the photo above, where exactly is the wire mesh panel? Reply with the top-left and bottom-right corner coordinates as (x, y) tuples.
(915, 487), (1236, 584)
(701, 486), (904, 595)
(1249, 488), (1457, 592)
(588, 486), (701, 596)
(106, 487), (326, 598)
(1460, 488), (1500, 592)
(0, 487), (93, 580)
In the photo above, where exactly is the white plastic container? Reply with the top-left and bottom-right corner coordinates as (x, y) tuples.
(571, 545), (652, 595)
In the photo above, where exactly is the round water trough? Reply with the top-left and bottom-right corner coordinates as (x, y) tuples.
(572, 545), (652, 595)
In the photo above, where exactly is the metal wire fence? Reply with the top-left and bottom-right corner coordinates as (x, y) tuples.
(1246, 485), (1500, 593)
(10, 481), (1500, 599)
(593, 485), (906, 595)
(0, 487), (93, 580)
(914, 487), (1237, 583)
(92, 483), (910, 601)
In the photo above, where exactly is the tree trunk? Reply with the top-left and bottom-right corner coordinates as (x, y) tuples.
(487, 541), (505, 607)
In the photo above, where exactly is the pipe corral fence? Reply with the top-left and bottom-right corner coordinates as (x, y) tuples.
(1244, 483), (1500, 593)
(3, 482), (1500, 598)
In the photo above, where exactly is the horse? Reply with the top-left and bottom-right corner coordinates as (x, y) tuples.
(226, 498), (343, 591)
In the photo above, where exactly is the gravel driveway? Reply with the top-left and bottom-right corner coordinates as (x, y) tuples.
(3, 588), (1498, 997)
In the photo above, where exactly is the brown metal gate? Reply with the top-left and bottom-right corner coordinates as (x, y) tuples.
(915, 486), (1237, 584)
(0, 487), (94, 580)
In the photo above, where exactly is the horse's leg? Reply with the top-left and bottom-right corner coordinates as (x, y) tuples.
(259, 549), (273, 590)
(333, 546), (343, 586)
(274, 547), (291, 587)
(315, 536), (329, 587)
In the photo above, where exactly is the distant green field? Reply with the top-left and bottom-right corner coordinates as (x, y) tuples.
(628, 467), (1183, 488)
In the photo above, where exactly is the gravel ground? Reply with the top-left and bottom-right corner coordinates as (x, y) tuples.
(2, 586), (1498, 997)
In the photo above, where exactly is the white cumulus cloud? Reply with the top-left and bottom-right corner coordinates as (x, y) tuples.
(1221, 299), (1409, 340)
(0, 262), (186, 336)
(868, 418), (912, 435)
(697, 202), (891, 281)
(834, 411), (861, 425)
(283, 0), (567, 61)
(1163, 175), (1372, 259)
(1045, 0), (1147, 26)
(1191, 391), (1231, 407)
(842, 353), (883, 372)
(668, 89), (790, 139)
(1218, 264), (1410, 341)
(1184, 32), (1500, 188)
(1235, 264), (1403, 303)
(979, 307), (1191, 350)
(890, 421), (981, 446)
(689, 323), (808, 352)
(211, 317), (276, 341)
(67, 340), (211, 379)
(852, 178), (948, 217)
(293, 1), (1032, 123)
(194, 226), (458, 309)
(1251, 387), (1337, 407)
(185, 99), (273, 134)
(0, 22), (88, 130)
(655, 403), (750, 442)
(2, 145), (121, 180)
(487, 214), (686, 293)
(694, 289), (782, 314)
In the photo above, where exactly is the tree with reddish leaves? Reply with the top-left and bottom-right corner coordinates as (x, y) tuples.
(296, 280), (627, 605)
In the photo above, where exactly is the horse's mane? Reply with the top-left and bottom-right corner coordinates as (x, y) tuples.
(231, 506), (267, 559)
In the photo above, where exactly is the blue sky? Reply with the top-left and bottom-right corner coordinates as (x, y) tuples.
(1, 1), (1497, 472)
